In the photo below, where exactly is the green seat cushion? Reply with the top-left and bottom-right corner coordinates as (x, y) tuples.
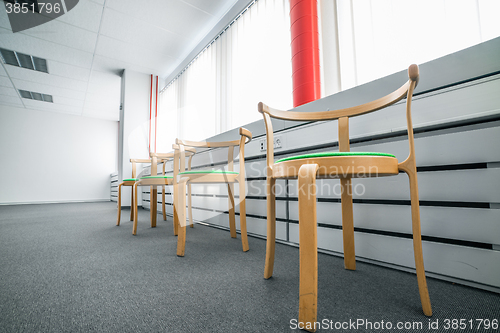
(276, 152), (396, 164)
(123, 178), (138, 181)
(140, 175), (173, 179)
(179, 170), (239, 175)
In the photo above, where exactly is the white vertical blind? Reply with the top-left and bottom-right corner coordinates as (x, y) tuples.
(177, 44), (218, 141)
(230, 0), (293, 129)
(159, 0), (292, 145)
(159, 0), (500, 145)
(156, 79), (178, 152)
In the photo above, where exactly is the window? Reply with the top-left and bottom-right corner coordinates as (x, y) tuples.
(322, 0), (500, 94)
(159, 0), (293, 142)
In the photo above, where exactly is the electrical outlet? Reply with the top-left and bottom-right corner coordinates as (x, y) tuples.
(260, 135), (283, 151)
(260, 139), (266, 151)
(274, 135), (282, 149)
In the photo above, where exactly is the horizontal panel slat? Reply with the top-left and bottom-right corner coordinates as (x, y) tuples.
(191, 196), (229, 212)
(287, 168), (500, 202)
(235, 198), (287, 219)
(286, 75), (500, 147)
(289, 202), (500, 244)
(235, 216), (287, 240)
(288, 225), (500, 287)
(354, 123), (500, 165)
(278, 123), (500, 167)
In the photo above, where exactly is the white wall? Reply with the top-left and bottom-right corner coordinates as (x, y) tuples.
(118, 69), (151, 206)
(0, 105), (118, 204)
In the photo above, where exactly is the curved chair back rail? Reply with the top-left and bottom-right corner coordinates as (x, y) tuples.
(173, 127), (253, 257)
(175, 128), (252, 148)
(128, 147), (198, 236)
(174, 127), (252, 181)
(258, 63), (419, 174)
(259, 64), (431, 332)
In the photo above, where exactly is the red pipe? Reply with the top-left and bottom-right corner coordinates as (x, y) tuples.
(290, 0), (321, 107)
(149, 74), (153, 153)
(155, 75), (158, 153)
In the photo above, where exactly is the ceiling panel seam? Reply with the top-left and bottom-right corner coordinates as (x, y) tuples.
(102, 6), (185, 39)
(82, 0), (108, 115)
(0, 60), (26, 108)
(0, 27), (94, 69)
(178, 0), (215, 17)
(11, 77), (88, 94)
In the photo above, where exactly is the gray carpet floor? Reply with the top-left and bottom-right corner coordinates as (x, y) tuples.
(0, 202), (499, 332)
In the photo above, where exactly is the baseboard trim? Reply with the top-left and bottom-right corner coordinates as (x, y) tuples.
(0, 199), (111, 206)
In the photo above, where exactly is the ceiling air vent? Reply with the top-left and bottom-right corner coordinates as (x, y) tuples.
(31, 92), (43, 101)
(18, 90), (33, 99)
(33, 57), (48, 73)
(0, 48), (48, 73)
(42, 94), (53, 103)
(18, 89), (54, 103)
(16, 52), (35, 70)
(0, 48), (18, 66)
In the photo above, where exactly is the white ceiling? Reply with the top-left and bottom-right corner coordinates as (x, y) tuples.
(0, 0), (240, 121)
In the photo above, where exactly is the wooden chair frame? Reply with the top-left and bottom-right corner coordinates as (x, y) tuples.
(259, 64), (431, 331)
(174, 127), (252, 257)
(131, 147), (196, 235)
(116, 158), (151, 226)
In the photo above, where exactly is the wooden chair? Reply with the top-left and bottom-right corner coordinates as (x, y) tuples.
(131, 147), (196, 235)
(174, 128), (252, 257)
(259, 64), (431, 331)
(116, 158), (151, 226)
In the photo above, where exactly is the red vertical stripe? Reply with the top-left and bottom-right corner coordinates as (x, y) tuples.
(155, 75), (158, 153)
(290, 0), (321, 107)
(149, 74), (153, 153)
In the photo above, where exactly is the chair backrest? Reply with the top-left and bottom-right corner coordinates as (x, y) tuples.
(258, 64), (420, 172)
(149, 147), (197, 177)
(129, 159), (151, 179)
(174, 127), (252, 178)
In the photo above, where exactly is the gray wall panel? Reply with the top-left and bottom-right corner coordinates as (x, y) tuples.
(286, 168), (500, 202)
(289, 202), (500, 244)
(289, 224), (500, 288)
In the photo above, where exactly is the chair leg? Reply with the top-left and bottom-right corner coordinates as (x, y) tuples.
(150, 186), (157, 228)
(228, 184), (236, 238)
(117, 183), (123, 226)
(173, 184), (179, 236)
(264, 177), (276, 279)
(298, 164), (319, 332)
(133, 183), (139, 235)
(239, 179), (249, 252)
(188, 184), (193, 228)
(340, 177), (356, 270)
(162, 186), (166, 221)
(176, 179), (188, 256)
(405, 169), (432, 316)
(130, 184), (134, 221)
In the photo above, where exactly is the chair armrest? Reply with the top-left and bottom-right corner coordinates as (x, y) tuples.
(150, 152), (174, 159)
(130, 158), (151, 163)
(239, 127), (252, 144)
